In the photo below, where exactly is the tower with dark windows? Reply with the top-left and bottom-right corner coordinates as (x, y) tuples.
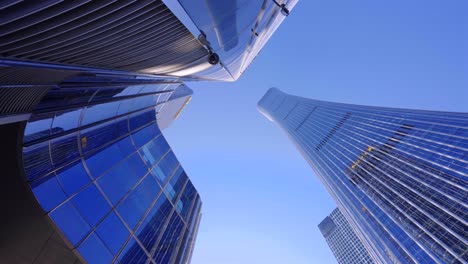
(319, 208), (374, 264)
(0, 1), (297, 263)
(258, 88), (468, 264)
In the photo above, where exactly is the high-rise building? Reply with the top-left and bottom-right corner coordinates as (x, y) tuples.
(0, 1), (297, 263)
(258, 88), (467, 264)
(319, 208), (374, 264)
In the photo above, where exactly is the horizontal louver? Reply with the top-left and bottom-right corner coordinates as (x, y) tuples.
(0, 0), (209, 74)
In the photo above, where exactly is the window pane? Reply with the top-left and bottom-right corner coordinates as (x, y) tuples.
(50, 134), (79, 169)
(164, 168), (187, 202)
(51, 109), (82, 134)
(98, 159), (139, 205)
(118, 175), (161, 230)
(80, 118), (128, 154)
(78, 233), (113, 264)
(72, 184), (111, 226)
(86, 144), (124, 177)
(127, 153), (148, 179)
(151, 152), (178, 184)
(153, 213), (185, 263)
(32, 175), (67, 212)
(24, 113), (53, 143)
(82, 101), (120, 126)
(140, 135), (168, 167)
(96, 212), (129, 255)
(136, 194), (172, 252)
(57, 160), (90, 196)
(49, 202), (90, 246)
(118, 238), (148, 264)
(23, 143), (53, 181)
(117, 137), (135, 156)
(129, 110), (156, 131)
(131, 123), (159, 148)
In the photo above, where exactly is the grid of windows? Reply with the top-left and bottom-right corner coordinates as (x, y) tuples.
(22, 81), (201, 264)
(319, 208), (374, 264)
(259, 88), (468, 264)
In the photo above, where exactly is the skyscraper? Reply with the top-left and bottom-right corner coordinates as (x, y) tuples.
(258, 88), (467, 264)
(0, 1), (297, 263)
(319, 208), (374, 264)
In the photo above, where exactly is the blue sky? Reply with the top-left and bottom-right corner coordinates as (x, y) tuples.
(165, 1), (467, 263)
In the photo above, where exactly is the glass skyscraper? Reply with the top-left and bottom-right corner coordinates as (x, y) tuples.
(258, 88), (467, 264)
(0, 1), (297, 263)
(319, 208), (374, 264)
(20, 77), (201, 264)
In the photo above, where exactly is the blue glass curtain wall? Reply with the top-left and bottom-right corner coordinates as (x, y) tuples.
(22, 81), (201, 264)
(258, 88), (468, 264)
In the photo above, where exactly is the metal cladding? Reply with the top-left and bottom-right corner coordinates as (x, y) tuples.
(0, 1), (298, 263)
(0, 1), (209, 75)
(259, 88), (468, 264)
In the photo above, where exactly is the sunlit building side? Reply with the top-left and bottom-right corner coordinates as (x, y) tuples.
(258, 88), (468, 264)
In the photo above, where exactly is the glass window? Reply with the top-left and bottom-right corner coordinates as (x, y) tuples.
(152, 152), (179, 184)
(49, 202), (90, 246)
(165, 183), (176, 201)
(129, 110), (156, 131)
(96, 212), (129, 255)
(81, 101), (120, 126)
(118, 175), (161, 230)
(123, 96), (156, 114)
(32, 175), (67, 212)
(131, 123), (159, 148)
(118, 238), (148, 264)
(136, 194), (172, 252)
(50, 134), (79, 169)
(140, 135), (168, 167)
(80, 118), (128, 154)
(151, 166), (166, 185)
(78, 233), (113, 264)
(72, 184), (111, 227)
(153, 213), (184, 263)
(57, 160), (90, 196)
(24, 113), (53, 143)
(127, 153), (148, 179)
(160, 152), (179, 176)
(51, 109), (82, 134)
(117, 137), (135, 156)
(98, 159), (139, 205)
(23, 143), (53, 181)
(86, 144), (124, 177)
(165, 168), (187, 202)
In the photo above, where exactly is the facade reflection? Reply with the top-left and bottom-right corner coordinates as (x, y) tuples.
(259, 88), (468, 264)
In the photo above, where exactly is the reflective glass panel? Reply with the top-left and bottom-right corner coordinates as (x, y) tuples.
(72, 184), (111, 226)
(96, 212), (129, 255)
(57, 160), (90, 196)
(78, 233), (113, 264)
(31, 175), (67, 212)
(98, 158), (139, 205)
(49, 202), (90, 246)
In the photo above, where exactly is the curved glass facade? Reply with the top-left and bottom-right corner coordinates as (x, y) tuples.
(22, 76), (202, 264)
(259, 88), (467, 264)
(175, 0), (299, 81)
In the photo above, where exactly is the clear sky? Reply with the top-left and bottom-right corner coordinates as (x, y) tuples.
(165, 1), (467, 263)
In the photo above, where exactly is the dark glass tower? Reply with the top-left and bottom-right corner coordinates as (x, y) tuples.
(0, 1), (297, 263)
(258, 88), (468, 264)
(319, 208), (374, 264)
